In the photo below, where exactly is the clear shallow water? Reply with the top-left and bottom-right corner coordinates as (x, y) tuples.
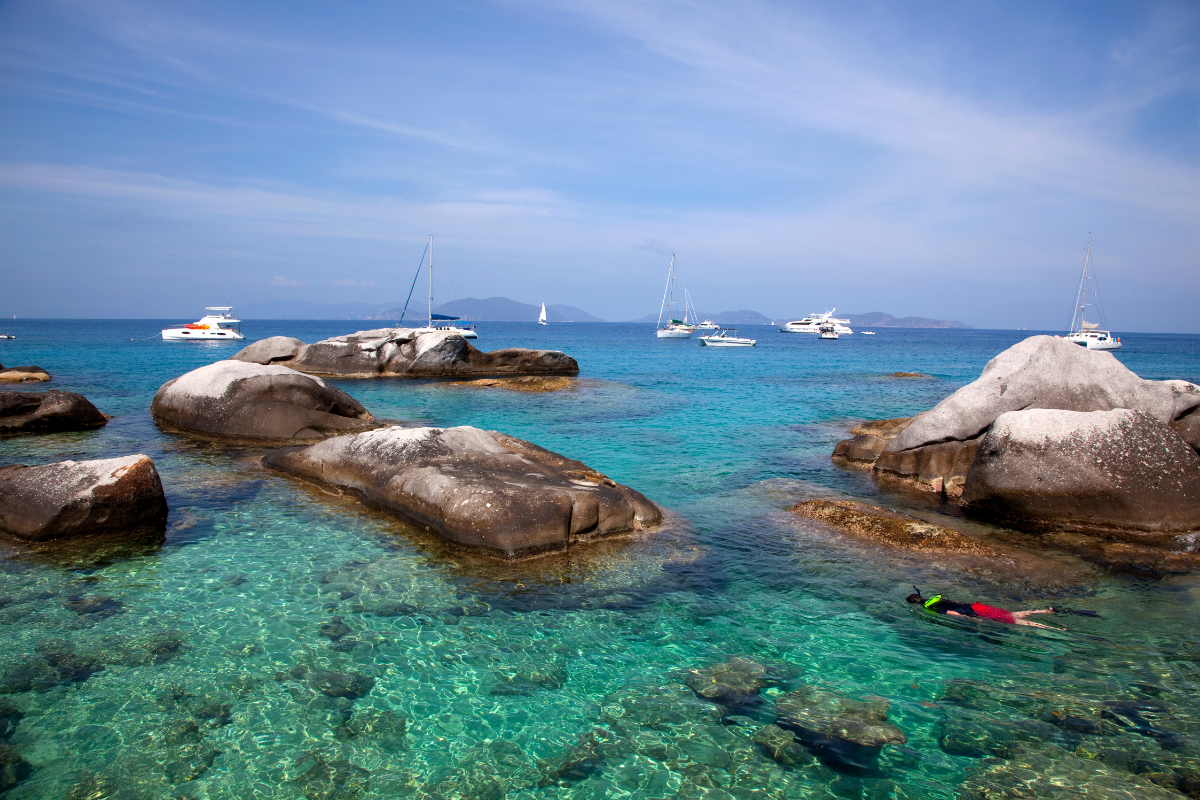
(1, 320), (1199, 799)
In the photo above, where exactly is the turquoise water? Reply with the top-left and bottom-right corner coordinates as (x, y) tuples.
(1, 320), (1199, 799)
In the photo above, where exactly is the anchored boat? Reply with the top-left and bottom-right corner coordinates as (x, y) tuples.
(1061, 234), (1121, 350)
(161, 308), (244, 341)
(656, 254), (694, 339)
(779, 309), (853, 335)
(699, 328), (756, 347)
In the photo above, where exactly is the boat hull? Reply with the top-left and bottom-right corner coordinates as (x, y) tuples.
(699, 337), (756, 347)
(161, 329), (244, 341)
(657, 328), (693, 339)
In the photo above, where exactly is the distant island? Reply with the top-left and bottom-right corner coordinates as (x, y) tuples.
(238, 298), (971, 328)
(239, 297), (604, 322)
(844, 312), (971, 329)
(629, 309), (972, 328)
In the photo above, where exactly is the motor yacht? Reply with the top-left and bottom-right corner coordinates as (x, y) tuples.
(699, 328), (756, 347)
(819, 322), (839, 340)
(161, 308), (244, 341)
(779, 309), (853, 334)
(696, 319), (720, 330)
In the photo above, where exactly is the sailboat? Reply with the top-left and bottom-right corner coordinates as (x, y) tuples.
(656, 255), (693, 339)
(399, 235), (478, 339)
(538, 303), (548, 325)
(1061, 234), (1120, 351)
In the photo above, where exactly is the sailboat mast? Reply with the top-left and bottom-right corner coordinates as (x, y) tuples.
(428, 234), (434, 329)
(1069, 233), (1091, 333)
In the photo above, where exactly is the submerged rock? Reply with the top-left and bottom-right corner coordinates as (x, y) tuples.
(0, 745), (33, 793)
(774, 686), (906, 773)
(0, 366), (50, 383)
(789, 500), (1000, 555)
(264, 426), (662, 558)
(0, 699), (22, 740)
(451, 375), (577, 392)
(151, 360), (379, 443)
(0, 455), (168, 542)
(0, 640), (104, 693)
(962, 409), (1200, 534)
(753, 723), (815, 768)
(309, 670), (375, 699)
(0, 390), (108, 434)
(233, 327), (579, 379)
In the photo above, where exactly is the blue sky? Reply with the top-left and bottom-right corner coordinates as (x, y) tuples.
(1, 0), (1197, 329)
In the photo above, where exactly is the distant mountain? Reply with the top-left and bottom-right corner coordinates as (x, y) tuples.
(548, 304), (605, 322)
(369, 297), (604, 322)
(845, 312), (972, 329)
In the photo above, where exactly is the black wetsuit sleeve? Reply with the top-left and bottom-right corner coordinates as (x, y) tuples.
(929, 599), (978, 616)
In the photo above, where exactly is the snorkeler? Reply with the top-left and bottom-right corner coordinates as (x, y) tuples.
(905, 587), (1090, 630)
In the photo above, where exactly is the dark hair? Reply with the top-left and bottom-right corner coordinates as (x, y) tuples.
(905, 593), (923, 604)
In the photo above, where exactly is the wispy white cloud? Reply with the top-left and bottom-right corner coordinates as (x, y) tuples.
(270, 275), (306, 287)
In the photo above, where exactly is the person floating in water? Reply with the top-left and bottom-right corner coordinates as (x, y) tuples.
(906, 587), (1070, 630)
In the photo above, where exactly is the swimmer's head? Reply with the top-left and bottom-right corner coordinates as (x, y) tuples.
(905, 593), (923, 604)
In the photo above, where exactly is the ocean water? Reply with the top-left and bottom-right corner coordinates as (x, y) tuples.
(1, 320), (1199, 800)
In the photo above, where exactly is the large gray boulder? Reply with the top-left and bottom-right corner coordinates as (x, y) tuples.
(872, 336), (1200, 497)
(151, 360), (379, 443)
(0, 455), (168, 541)
(962, 409), (1200, 534)
(890, 336), (1200, 451)
(263, 426), (662, 558)
(0, 391), (108, 434)
(232, 328), (578, 379)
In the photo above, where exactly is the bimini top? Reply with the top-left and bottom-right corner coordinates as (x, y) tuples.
(205, 307), (235, 314)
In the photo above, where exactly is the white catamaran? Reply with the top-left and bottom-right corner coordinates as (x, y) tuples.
(400, 235), (478, 339)
(1061, 234), (1120, 351)
(656, 255), (694, 338)
(161, 307), (244, 341)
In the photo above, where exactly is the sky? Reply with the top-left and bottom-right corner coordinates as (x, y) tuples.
(0, 0), (1197, 330)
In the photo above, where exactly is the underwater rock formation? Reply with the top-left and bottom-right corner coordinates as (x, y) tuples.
(263, 426), (662, 558)
(0, 366), (50, 383)
(0, 390), (108, 434)
(232, 327), (579, 379)
(450, 375), (577, 392)
(0, 454), (168, 541)
(684, 657), (788, 722)
(151, 360), (380, 443)
(962, 409), (1200, 534)
(773, 686), (907, 773)
(790, 500), (999, 555)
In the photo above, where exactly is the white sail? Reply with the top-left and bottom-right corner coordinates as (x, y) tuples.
(538, 302), (547, 324)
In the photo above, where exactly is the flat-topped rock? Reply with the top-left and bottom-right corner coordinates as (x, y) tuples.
(0, 391), (108, 434)
(0, 366), (50, 383)
(790, 499), (1000, 555)
(152, 360), (379, 443)
(0, 455), (168, 541)
(263, 426), (662, 558)
(962, 408), (1200, 534)
(832, 417), (914, 468)
(232, 328), (578, 379)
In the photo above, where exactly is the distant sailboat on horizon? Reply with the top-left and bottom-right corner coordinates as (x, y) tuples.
(538, 303), (548, 325)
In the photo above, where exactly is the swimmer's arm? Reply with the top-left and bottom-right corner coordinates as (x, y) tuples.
(946, 610), (963, 617)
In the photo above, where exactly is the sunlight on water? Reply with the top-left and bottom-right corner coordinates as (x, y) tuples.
(1, 321), (1199, 799)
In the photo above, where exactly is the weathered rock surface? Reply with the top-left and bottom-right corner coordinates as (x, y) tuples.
(1173, 407), (1200, 454)
(832, 417), (914, 469)
(232, 327), (578, 379)
(855, 336), (1200, 501)
(790, 499), (1000, 555)
(873, 436), (983, 497)
(962, 409), (1200, 534)
(151, 360), (379, 443)
(263, 426), (662, 558)
(0, 390), (108, 434)
(230, 336), (304, 364)
(0, 366), (50, 383)
(890, 336), (1200, 452)
(0, 455), (168, 541)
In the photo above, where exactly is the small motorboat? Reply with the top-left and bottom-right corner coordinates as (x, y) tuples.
(819, 322), (838, 340)
(162, 307), (244, 340)
(0, 334), (14, 340)
(699, 328), (756, 347)
(696, 319), (720, 330)
(862, 331), (876, 335)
